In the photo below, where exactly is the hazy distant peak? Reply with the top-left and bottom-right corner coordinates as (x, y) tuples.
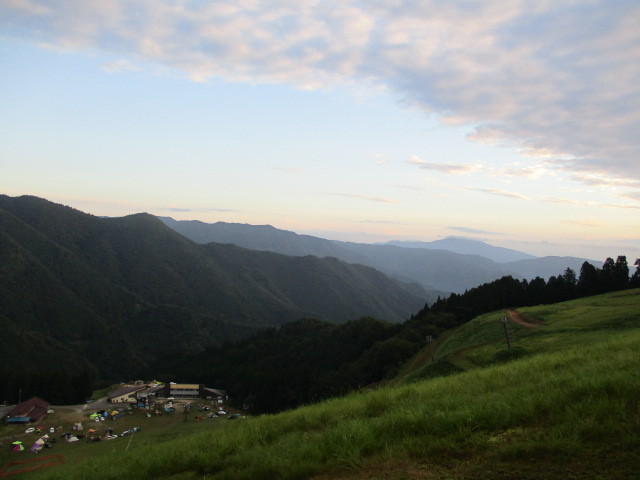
(384, 237), (537, 263)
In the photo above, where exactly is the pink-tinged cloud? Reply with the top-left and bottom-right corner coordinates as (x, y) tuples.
(334, 193), (396, 204)
(447, 226), (504, 236)
(623, 191), (640, 201)
(463, 187), (531, 201)
(571, 174), (640, 189)
(563, 219), (606, 228)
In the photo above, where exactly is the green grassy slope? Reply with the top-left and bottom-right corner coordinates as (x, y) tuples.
(406, 288), (640, 380)
(12, 289), (640, 480)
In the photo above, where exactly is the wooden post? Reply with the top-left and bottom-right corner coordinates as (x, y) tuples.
(426, 335), (435, 362)
(501, 316), (511, 349)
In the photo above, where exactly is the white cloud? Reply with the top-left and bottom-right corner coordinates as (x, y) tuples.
(3, 0), (50, 15)
(371, 153), (391, 165)
(407, 156), (481, 175)
(1, 0), (639, 192)
(100, 58), (139, 73)
(273, 166), (302, 174)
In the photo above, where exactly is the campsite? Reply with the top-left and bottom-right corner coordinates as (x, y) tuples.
(0, 395), (238, 478)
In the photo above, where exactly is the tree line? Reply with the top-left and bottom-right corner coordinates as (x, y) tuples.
(421, 256), (639, 324)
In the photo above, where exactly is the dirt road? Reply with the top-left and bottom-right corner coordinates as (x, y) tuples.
(506, 310), (544, 327)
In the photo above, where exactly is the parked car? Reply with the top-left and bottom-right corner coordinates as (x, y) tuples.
(25, 427), (35, 434)
(120, 427), (141, 437)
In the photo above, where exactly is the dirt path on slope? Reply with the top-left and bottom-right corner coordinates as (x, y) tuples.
(506, 310), (544, 327)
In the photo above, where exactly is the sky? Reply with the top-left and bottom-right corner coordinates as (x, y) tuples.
(1, 0), (639, 262)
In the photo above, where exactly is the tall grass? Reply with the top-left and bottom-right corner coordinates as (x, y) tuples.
(36, 325), (640, 480)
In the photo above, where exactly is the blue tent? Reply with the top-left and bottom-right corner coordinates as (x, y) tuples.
(6, 416), (30, 424)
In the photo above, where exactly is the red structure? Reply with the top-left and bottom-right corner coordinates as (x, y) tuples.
(4, 397), (50, 423)
(0, 454), (64, 477)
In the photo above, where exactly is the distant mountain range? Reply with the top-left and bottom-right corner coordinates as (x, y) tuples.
(382, 238), (536, 263)
(0, 195), (426, 379)
(159, 217), (603, 294)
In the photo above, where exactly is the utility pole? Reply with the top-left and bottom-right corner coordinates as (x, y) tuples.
(425, 335), (435, 362)
(501, 316), (511, 349)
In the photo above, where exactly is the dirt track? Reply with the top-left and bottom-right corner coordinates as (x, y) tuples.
(506, 310), (544, 327)
(62, 397), (110, 414)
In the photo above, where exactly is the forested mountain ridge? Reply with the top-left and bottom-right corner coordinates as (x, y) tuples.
(159, 216), (602, 294)
(0, 195), (427, 400)
(159, 216), (352, 259)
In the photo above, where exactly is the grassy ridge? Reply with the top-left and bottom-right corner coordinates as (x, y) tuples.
(27, 290), (640, 479)
(427, 288), (640, 372)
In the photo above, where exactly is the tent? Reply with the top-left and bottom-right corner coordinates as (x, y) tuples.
(30, 438), (45, 453)
(12, 441), (24, 452)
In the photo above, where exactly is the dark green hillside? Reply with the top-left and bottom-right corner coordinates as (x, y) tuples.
(0, 195), (426, 401)
(200, 243), (426, 322)
(0, 205), (145, 394)
(151, 316), (430, 414)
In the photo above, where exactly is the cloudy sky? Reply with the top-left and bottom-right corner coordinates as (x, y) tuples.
(1, 0), (639, 261)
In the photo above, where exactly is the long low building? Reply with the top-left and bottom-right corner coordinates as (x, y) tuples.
(108, 383), (226, 403)
(108, 386), (148, 403)
(156, 383), (227, 401)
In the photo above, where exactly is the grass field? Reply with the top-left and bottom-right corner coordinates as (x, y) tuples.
(0, 401), (230, 478)
(3, 289), (639, 479)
